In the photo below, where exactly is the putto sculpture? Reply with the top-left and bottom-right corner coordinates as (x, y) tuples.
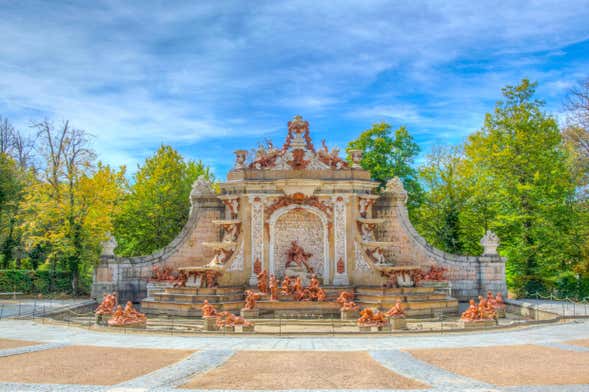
(201, 300), (217, 318)
(108, 301), (147, 327)
(269, 274), (279, 301)
(357, 308), (388, 327)
(95, 292), (118, 316)
(257, 269), (268, 294)
(385, 300), (406, 318)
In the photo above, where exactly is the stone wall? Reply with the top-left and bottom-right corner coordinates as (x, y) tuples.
(91, 192), (224, 303)
(374, 188), (507, 301)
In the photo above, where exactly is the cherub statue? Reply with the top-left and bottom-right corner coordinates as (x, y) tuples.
(257, 269), (268, 293)
(280, 276), (292, 295)
(460, 299), (479, 321)
(269, 274), (279, 301)
(385, 300), (405, 318)
(244, 290), (261, 310)
(201, 300), (217, 318)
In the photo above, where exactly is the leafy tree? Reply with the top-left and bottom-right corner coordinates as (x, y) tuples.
(113, 145), (214, 257)
(0, 153), (24, 267)
(347, 123), (422, 211)
(462, 79), (578, 295)
(414, 146), (468, 254)
(19, 121), (123, 294)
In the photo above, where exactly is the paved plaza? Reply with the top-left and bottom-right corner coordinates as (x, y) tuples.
(0, 319), (587, 391)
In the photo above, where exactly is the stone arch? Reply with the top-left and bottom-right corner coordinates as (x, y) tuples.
(268, 204), (330, 281)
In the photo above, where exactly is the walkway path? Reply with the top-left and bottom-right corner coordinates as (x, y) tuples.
(0, 319), (587, 391)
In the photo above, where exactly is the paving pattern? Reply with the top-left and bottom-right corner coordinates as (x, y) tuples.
(0, 319), (587, 391)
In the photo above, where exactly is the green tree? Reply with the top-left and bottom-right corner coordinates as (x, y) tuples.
(347, 123), (422, 211)
(414, 146), (467, 254)
(462, 79), (579, 295)
(19, 121), (123, 294)
(0, 153), (24, 267)
(114, 145), (214, 257)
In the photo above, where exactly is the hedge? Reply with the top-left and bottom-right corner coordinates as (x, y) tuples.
(0, 270), (88, 295)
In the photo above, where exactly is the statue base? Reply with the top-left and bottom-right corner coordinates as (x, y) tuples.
(203, 316), (218, 331)
(390, 317), (407, 330)
(460, 319), (496, 329)
(222, 325), (235, 333)
(241, 324), (255, 333)
(378, 324), (392, 332)
(496, 307), (506, 318)
(284, 265), (315, 286)
(358, 325), (372, 332)
(240, 308), (259, 319)
(340, 309), (360, 320)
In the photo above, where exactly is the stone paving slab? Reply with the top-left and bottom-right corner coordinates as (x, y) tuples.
(0, 319), (588, 351)
(370, 350), (491, 389)
(115, 350), (235, 389)
(0, 342), (69, 357)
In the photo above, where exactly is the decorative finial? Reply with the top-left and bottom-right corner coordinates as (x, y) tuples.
(101, 234), (117, 257)
(480, 230), (500, 255)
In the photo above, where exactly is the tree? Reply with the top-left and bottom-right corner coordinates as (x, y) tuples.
(19, 121), (123, 294)
(114, 145), (214, 257)
(414, 146), (468, 254)
(462, 79), (579, 295)
(0, 153), (24, 267)
(347, 123), (422, 211)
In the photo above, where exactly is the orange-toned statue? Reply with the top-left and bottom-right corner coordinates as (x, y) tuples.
(269, 274), (279, 301)
(205, 270), (220, 288)
(293, 277), (303, 294)
(487, 291), (497, 306)
(460, 299), (479, 321)
(286, 241), (314, 272)
(495, 292), (506, 309)
(244, 289), (261, 310)
(280, 276), (292, 295)
(95, 292), (117, 315)
(338, 290), (359, 311)
(257, 270), (268, 293)
(173, 271), (188, 288)
(357, 308), (388, 327)
(201, 300), (217, 318)
(316, 288), (327, 302)
(108, 302), (146, 326)
(150, 265), (175, 282)
(385, 300), (406, 318)
(478, 297), (496, 320)
(215, 311), (252, 328)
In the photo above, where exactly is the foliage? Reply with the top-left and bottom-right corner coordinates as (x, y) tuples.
(0, 269), (88, 295)
(113, 145), (214, 257)
(347, 123), (423, 212)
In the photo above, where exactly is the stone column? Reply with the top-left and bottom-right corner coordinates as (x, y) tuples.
(332, 195), (349, 285)
(249, 195), (265, 286)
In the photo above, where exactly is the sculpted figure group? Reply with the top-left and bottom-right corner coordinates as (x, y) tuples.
(336, 291), (359, 311)
(108, 301), (147, 327)
(95, 292), (118, 315)
(460, 292), (505, 321)
(200, 301), (253, 329)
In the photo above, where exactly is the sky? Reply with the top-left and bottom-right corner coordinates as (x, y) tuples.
(1, 1), (589, 179)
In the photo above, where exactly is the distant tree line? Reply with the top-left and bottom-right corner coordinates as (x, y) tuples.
(348, 79), (589, 298)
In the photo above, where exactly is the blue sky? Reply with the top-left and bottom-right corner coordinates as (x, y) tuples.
(1, 1), (589, 179)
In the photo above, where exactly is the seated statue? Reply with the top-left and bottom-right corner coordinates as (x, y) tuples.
(357, 308), (388, 327)
(460, 299), (479, 321)
(385, 300), (405, 318)
(108, 302), (146, 326)
(495, 292), (506, 309)
(269, 274), (279, 301)
(95, 292), (117, 315)
(244, 289), (261, 310)
(201, 300), (217, 318)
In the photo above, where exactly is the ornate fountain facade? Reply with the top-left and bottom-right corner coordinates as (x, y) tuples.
(92, 116), (506, 317)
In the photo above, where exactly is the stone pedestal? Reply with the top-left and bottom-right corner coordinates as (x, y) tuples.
(495, 307), (506, 318)
(203, 316), (218, 331)
(390, 317), (407, 330)
(242, 324), (255, 333)
(358, 325), (372, 332)
(222, 325), (235, 333)
(377, 324), (392, 332)
(460, 319), (496, 329)
(95, 314), (107, 326)
(240, 308), (259, 319)
(284, 265), (313, 286)
(340, 309), (360, 320)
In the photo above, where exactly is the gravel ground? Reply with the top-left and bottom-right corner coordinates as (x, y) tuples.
(565, 338), (589, 348)
(181, 351), (429, 390)
(0, 345), (193, 385)
(0, 338), (38, 349)
(406, 344), (589, 386)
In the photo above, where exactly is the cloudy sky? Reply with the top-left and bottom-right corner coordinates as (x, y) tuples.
(1, 1), (589, 178)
